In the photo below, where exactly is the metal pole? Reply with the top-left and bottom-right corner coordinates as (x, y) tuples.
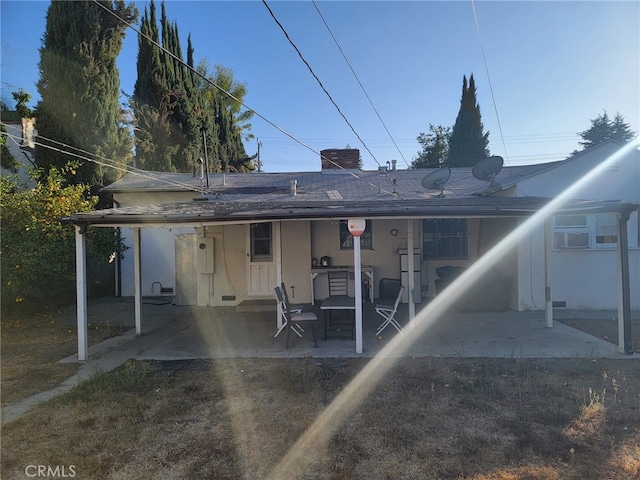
(617, 212), (632, 354)
(544, 220), (553, 328)
(407, 219), (416, 328)
(133, 228), (143, 335)
(354, 235), (363, 354)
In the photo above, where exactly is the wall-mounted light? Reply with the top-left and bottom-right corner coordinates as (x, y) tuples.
(390, 229), (398, 237)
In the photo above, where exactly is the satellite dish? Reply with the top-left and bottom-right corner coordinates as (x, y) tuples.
(472, 156), (503, 188)
(421, 167), (451, 197)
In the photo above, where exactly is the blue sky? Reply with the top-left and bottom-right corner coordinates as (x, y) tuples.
(1, 1), (638, 172)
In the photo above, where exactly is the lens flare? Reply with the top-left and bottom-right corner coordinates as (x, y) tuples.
(267, 139), (639, 479)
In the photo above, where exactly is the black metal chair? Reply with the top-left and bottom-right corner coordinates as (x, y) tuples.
(325, 270), (353, 339)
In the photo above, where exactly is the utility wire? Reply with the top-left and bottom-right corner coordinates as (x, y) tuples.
(262, 0), (382, 168)
(312, 0), (410, 169)
(1, 126), (203, 193)
(92, 0), (399, 198)
(470, 0), (510, 165)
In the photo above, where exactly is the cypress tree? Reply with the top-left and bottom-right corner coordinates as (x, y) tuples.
(133, 0), (202, 172)
(447, 74), (490, 167)
(36, 0), (137, 187)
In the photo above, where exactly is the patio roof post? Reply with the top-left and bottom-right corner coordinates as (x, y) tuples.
(544, 219), (553, 328)
(275, 222), (283, 331)
(407, 219), (416, 328)
(133, 227), (142, 335)
(354, 234), (363, 354)
(616, 211), (632, 354)
(75, 225), (88, 361)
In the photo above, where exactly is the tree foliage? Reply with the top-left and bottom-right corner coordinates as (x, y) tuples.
(577, 111), (636, 151)
(447, 74), (490, 167)
(133, 0), (254, 173)
(0, 165), (125, 314)
(412, 124), (451, 169)
(35, 0), (137, 187)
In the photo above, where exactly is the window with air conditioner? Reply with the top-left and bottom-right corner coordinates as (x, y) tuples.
(553, 215), (589, 249)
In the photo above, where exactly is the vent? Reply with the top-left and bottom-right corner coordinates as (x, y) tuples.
(552, 301), (567, 308)
(222, 295), (236, 301)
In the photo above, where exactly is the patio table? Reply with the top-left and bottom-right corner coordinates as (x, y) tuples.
(321, 296), (355, 339)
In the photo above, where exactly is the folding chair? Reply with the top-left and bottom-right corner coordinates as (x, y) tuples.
(375, 285), (405, 336)
(274, 284), (303, 338)
(325, 270), (353, 339)
(275, 285), (318, 348)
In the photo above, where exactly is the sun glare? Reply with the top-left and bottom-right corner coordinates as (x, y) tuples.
(266, 138), (639, 479)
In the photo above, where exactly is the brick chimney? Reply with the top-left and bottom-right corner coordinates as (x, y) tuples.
(320, 148), (360, 174)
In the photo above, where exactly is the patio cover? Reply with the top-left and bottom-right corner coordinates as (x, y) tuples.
(66, 196), (637, 360)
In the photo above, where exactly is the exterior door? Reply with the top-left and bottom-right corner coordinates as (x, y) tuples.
(247, 222), (276, 296)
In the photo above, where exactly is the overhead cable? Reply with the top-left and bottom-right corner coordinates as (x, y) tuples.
(91, 0), (400, 198)
(1, 126), (202, 193)
(470, 0), (510, 165)
(262, 0), (382, 168)
(311, 0), (410, 168)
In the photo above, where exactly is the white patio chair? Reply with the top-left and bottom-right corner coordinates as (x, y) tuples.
(375, 285), (405, 336)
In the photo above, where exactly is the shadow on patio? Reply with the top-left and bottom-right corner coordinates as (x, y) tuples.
(126, 300), (632, 360)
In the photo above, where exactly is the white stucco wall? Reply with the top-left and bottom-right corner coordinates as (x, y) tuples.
(119, 226), (195, 297)
(515, 142), (640, 310)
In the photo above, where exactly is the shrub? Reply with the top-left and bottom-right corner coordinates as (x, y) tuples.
(0, 165), (124, 314)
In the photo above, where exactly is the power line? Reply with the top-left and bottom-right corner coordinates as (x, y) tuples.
(91, 0), (399, 198)
(1, 125), (202, 193)
(262, 0), (382, 168)
(470, 0), (510, 166)
(311, 0), (410, 169)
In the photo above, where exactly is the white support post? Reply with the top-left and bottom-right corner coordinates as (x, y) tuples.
(354, 234), (363, 354)
(75, 225), (88, 361)
(133, 228), (142, 335)
(275, 221), (283, 331)
(407, 219), (416, 329)
(617, 212), (632, 354)
(544, 220), (553, 328)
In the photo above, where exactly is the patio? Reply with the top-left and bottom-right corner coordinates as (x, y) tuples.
(87, 298), (635, 361)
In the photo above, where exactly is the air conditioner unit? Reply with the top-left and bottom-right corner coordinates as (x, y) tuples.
(554, 231), (590, 249)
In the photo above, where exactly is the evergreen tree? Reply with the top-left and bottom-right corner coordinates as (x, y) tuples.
(133, 0), (254, 173)
(36, 0), (137, 187)
(411, 124), (451, 169)
(447, 74), (490, 167)
(133, 0), (202, 172)
(577, 111), (636, 151)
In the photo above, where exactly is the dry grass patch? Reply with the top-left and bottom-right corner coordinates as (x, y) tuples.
(2, 357), (640, 480)
(1, 303), (130, 406)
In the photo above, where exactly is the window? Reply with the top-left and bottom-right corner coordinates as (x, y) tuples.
(250, 223), (272, 261)
(553, 215), (589, 249)
(422, 219), (468, 259)
(595, 215), (617, 246)
(339, 220), (372, 250)
(553, 214), (619, 249)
